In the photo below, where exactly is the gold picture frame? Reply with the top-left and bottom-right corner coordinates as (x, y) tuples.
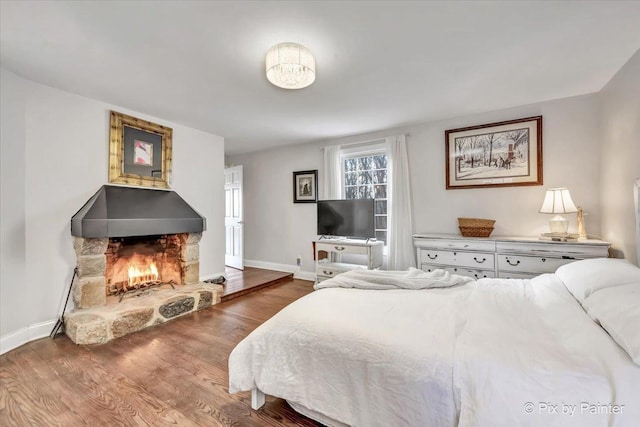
(109, 111), (173, 189)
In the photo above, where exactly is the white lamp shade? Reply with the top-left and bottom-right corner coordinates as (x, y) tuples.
(539, 188), (578, 214)
(266, 43), (316, 89)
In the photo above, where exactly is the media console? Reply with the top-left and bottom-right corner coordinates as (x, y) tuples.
(314, 238), (384, 283)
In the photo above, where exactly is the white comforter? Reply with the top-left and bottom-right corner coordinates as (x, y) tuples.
(229, 284), (472, 426)
(314, 267), (473, 291)
(228, 273), (640, 427)
(456, 274), (640, 427)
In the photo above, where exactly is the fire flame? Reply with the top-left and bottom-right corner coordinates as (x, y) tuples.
(128, 262), (159, 287)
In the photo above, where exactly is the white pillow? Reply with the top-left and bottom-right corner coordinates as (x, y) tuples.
(582, 283), (640, 365)
(555, 258), (640, 302)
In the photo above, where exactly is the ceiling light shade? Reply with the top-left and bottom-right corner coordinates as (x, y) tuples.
(266, 43), (315, 89)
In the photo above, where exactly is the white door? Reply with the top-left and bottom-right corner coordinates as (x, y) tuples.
(225, 166), (244, 270)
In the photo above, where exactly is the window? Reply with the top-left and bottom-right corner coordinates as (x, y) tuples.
(343, 150), (388, 243)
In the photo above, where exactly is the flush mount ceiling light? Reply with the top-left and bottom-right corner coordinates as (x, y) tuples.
(265, 43), (315, 89)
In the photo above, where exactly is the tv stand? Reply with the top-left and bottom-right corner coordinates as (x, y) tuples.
(314, 238), (384, 284)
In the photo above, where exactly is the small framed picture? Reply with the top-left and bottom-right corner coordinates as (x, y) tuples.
(445, 116), (543, 189)
(293, 170), (318, 203)
(109, 111), (173, 189)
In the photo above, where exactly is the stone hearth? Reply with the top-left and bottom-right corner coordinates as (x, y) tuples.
(65, 282), (221, 345)
(64, 233), (222, 345)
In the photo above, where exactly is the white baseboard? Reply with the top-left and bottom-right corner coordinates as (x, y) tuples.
(244, 259), (316, 282)
(294, 270), (317, 281)
(1, 319), (58, 355)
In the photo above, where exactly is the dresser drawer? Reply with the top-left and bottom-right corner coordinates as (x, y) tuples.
(316, 242), (368, 256)
(496, 241), (609, 258)
(316, 262), (365, 278)
(415, 238), (496, 252)
(446, 266), (495, 280)
(497, 255), (575, 274)
(419, 249), (494, 269)
(420, 263), (495, 280)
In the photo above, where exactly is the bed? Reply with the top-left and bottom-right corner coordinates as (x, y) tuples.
(228, 261), (640, 427)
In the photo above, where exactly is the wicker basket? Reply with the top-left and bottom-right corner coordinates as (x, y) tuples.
(458, 217), (496, 238)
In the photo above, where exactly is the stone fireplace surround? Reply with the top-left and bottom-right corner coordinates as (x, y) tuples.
(65, 232), (222, 345)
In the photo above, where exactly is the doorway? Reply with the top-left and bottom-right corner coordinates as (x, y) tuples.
(224, 165), (244, 270)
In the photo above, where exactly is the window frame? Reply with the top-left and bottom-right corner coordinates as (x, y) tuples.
(340, 142), (389, 246)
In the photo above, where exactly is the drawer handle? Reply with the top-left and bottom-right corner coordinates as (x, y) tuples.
(506, 259), (521, 266)
(427, 254), (438, 260)
(473, 257), (487, 264)
(322, 270), (334, 275)
(334, 246), (345, 251)
(541, 258), (546, 262)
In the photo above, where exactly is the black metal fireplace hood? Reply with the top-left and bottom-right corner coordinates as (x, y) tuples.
(71, 185), (206, 238)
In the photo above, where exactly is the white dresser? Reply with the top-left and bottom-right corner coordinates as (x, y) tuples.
(413, 233), (610, 279)
(314, 239), (384, 283)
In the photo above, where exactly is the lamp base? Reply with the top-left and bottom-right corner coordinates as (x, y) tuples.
(548, 215), (568, 234)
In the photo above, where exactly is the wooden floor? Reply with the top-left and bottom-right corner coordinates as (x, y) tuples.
(222, 266), (293, 302)
(0, 279), (322, 427)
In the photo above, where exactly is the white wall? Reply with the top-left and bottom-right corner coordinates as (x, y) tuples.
(599, 50), (640, 264)
(1, 69), (28, 337)
(0, 69), (226, 353)
(229, 93), (603, 275)
(227, 142), (324, 273)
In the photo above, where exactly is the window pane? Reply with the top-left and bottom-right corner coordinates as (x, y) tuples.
(375, 200), (387, 214)
(373, 155), (387, 169)
(360, 171), (372, 185)
(357, 186), (372, 199)
(373, 170), (387, 184)
(344, 158), (357, 172)
(375, 215), (387, 230)
(357, 156), (372, 171)
(375, 231), (387, 243)
(345, 186), (357, 199)
(345, 172), (358, 186)
(374, 184), (387, 199)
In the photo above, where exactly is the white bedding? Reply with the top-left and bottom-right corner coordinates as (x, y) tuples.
(229, 284), (473, 426)
(314, 267), (473, 291)
(228, 273), (640, 426)
(455, 274), (640, 427)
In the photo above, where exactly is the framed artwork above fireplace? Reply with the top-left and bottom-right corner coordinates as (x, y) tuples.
(109, 111), (173, 189)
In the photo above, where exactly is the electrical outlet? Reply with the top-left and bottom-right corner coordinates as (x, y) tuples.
(296, 256), (302, 267)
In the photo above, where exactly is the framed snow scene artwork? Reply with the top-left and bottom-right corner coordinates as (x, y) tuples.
(445, 116), (543, 189)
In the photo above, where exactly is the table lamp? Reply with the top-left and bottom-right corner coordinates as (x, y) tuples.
(539, 188), (578, 235)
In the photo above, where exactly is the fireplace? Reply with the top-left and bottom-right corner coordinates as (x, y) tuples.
(64, 185), (223, 345)
(105, 234), (189, 297)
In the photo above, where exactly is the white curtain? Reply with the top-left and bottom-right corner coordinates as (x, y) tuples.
(387, 134), (415, 270)
(323, 145), (342, 200)
(635, 178), (640, 265)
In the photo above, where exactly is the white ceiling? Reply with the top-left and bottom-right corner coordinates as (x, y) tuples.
(1, 1), (639, 155)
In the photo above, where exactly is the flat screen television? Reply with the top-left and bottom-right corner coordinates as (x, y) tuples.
(317, 199), (375, 239)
